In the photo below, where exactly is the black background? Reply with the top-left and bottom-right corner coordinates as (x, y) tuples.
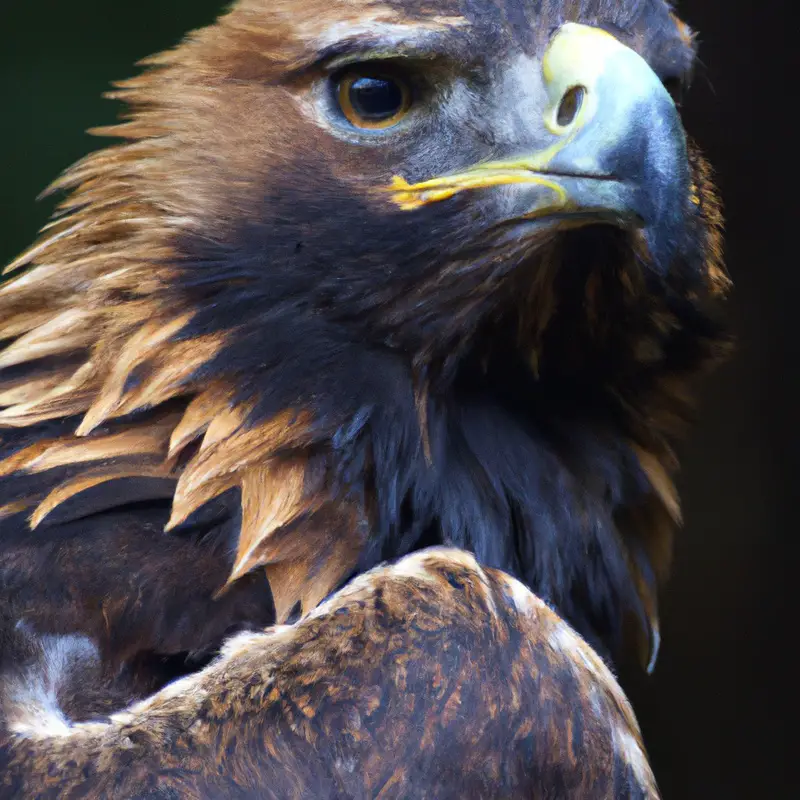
(0, 2), (792, 796)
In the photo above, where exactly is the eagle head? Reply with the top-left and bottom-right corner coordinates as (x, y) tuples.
(0, 0), (729, 671)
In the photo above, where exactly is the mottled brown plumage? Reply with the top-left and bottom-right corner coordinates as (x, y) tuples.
(1, 548), (658, 798)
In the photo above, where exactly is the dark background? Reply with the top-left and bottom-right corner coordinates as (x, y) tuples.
(0, 1), (792, 796)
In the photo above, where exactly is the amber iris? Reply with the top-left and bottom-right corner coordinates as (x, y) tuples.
(337, 72), (411, 129)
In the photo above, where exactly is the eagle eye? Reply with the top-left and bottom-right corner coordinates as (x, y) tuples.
(335, 70), (411, 130)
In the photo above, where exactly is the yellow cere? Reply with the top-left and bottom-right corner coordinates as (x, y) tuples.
(387, 25), (635, 214)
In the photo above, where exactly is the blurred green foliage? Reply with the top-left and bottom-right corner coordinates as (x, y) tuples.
(0, 0), (224, 269)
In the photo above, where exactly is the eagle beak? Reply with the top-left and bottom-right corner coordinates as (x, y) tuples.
(391, 23), (691, 262)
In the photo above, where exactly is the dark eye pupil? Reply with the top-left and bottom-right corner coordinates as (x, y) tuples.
(348, 77), (403, 119)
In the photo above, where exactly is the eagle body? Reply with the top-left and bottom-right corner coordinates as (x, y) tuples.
(0, 0), (728, 794)
(2, 549), (657, 798)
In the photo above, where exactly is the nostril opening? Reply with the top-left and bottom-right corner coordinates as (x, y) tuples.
(556, 85), (585, 127)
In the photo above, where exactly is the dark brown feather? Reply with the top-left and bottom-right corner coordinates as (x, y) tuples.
(1, 549), (659, 799)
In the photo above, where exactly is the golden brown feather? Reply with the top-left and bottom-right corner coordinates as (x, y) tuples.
(1, 549), (659, 799)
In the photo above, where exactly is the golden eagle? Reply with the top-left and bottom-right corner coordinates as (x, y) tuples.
(0, 0), (728, 795)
